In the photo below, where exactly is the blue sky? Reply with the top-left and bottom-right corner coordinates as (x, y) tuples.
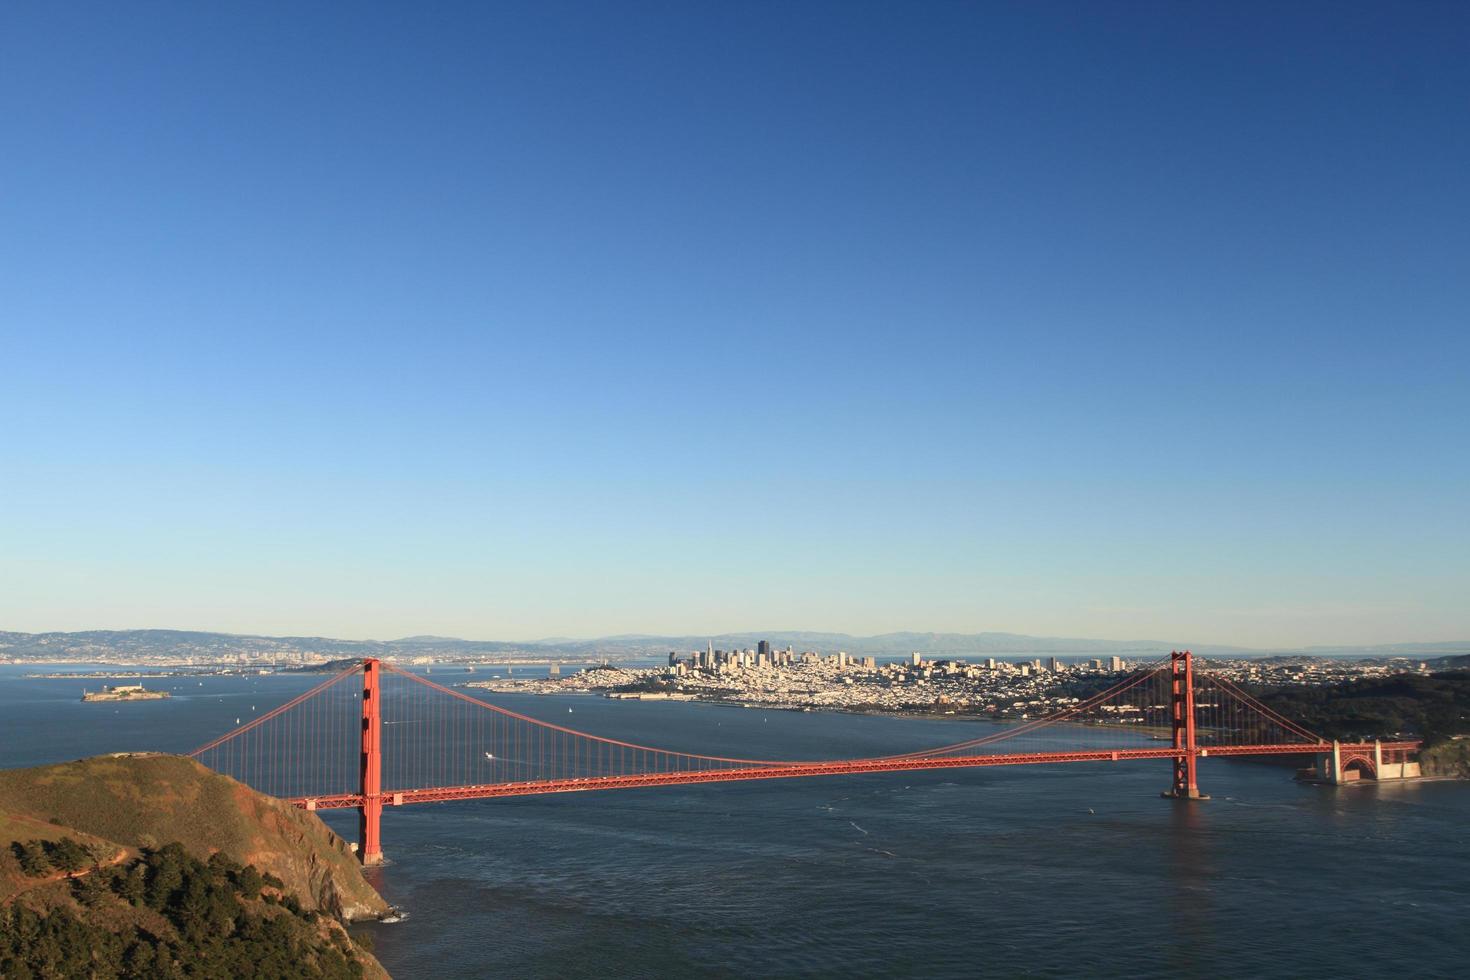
(2, 2), (1466, 647)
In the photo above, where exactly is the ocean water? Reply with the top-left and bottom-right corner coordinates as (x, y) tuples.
(1, 665), (1465, 978)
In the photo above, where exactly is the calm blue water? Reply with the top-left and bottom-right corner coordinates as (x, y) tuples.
(1, 665), (1465, 978)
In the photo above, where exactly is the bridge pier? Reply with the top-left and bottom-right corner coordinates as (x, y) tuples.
(1162, 650), (1209, 800)
(359, 658), (384, 865)
(1311, 739), (1423, 785)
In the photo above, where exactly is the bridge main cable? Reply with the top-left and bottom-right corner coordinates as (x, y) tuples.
(378, 662), (789, 767)
(188, 662), (363, 758)
(1194, 668), (1327, 745)
(874, 657), (1174, 761)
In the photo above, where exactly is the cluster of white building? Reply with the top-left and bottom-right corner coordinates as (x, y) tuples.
(667, 641), (879, 677)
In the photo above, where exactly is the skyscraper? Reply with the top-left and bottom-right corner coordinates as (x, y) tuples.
(758, 639), (771, 659)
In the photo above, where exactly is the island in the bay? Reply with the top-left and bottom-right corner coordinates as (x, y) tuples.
(81, 683), (170, 702)
(0, 753), (389, 978)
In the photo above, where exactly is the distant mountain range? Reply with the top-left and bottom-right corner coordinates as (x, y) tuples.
(2, 627), (1468, 664)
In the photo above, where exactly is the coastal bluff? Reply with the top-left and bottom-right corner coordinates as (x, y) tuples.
(0, 753), (387, 921)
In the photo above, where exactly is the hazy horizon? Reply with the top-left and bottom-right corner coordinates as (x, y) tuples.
(3, 621), (1468, 656)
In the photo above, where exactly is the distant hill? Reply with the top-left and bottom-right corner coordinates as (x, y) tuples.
(506, 630), (1206, 659)
(0, 628), (529, 663)
(2, 626), (1466, 664)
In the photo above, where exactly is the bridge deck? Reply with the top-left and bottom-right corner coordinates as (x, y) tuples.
(288, 741), (1416, 811)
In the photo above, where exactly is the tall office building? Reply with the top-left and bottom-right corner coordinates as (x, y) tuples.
(758, 640), (771, 659)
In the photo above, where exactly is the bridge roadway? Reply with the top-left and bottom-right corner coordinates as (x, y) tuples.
(287, 741), (1418, 811)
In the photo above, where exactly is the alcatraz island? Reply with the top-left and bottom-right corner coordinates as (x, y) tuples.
(81, 683), (170, 703)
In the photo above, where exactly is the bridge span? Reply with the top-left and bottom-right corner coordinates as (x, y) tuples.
(189, 652), (1421, 865)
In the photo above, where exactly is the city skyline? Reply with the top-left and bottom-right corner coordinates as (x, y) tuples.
(3, 3), (1467, 648)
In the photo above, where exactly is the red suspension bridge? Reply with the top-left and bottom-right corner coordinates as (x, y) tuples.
(188, 652), (1420, 865)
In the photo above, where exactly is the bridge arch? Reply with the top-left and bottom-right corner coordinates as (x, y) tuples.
(1339, 752), (1377, 780)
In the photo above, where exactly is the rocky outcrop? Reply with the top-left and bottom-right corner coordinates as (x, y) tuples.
(1420, 739), (1470, 778)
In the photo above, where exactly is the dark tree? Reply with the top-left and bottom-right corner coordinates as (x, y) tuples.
(13, 841), (52, 877)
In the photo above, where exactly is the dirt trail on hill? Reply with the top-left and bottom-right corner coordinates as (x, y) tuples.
(3, 847), (130, 904)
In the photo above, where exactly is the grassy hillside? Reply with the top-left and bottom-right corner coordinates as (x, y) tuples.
(0, 808), (127, 903)
(0, 755), (386, 920)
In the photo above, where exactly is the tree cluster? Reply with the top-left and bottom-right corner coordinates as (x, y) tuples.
(9, 836), (101, 877)
(1, 842), (369, 979)
(1247, 670), (1470, 743)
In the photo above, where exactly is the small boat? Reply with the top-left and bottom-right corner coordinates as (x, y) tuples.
(484, 752), (494, 761)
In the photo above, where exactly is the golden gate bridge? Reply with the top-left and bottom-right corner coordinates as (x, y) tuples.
(188, 652), (1420, 865)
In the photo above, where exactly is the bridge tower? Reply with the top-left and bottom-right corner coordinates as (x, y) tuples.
(359, 658), (384, 865)
(1163, 650), (1209, 800)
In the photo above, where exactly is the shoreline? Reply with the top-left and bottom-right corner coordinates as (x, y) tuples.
(462, 682), (1193, 735)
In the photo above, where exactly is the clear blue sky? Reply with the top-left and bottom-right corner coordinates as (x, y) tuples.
(2, 2), (1466, 648)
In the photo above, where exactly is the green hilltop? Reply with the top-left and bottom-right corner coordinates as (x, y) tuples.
(0, 755), (386, 921)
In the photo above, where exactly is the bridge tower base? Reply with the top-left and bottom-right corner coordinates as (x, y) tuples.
(359, 658), (384, 865)
(1161, 650), (1210, 801)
